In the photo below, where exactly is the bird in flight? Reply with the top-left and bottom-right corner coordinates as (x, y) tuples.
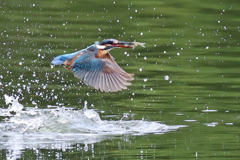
(51, 39), (145, 92)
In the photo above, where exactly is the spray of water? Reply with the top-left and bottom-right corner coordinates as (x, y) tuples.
(0, 94), (187, 159)
(1, 94), (186, 135)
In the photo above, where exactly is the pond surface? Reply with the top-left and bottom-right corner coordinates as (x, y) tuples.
(1, 0), (240, 159)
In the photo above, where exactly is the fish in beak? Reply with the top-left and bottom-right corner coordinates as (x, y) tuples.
(112, 40), (146, 48)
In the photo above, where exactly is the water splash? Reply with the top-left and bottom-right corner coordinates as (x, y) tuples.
(4, 94), (23, 114)
(1, 95), (186, 135)
(0, 94), (187, 159)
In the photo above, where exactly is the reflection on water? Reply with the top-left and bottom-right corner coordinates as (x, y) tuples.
(0, 95), (186, 159)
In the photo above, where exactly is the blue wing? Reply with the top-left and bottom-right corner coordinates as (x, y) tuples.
(51, 50), (81, 65)
(51, 44), (95, 65)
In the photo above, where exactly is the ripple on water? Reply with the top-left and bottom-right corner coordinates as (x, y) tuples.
(202, 109), (218, 112)
(204, 122), (218, 127)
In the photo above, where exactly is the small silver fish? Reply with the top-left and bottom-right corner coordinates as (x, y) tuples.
(132, 40), (146, 48)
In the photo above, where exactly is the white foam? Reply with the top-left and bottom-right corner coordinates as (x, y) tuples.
(0, 94), (187, 158)
(1, 95), (187, 134)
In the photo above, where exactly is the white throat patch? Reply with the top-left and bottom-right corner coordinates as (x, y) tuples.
(95, 44), (105, 49)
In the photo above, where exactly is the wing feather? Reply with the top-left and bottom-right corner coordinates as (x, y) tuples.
(70, 51), (134, 92)
(89, 70), (97, 88)
(98, 73), (103, 91)
(75, 70), (85, 80)
(111, 73), (127, 90)
(84, 70), (95, 86)
(109, 74), (123, 91)
(107, 74), (118, 92)
(103, 73), (109, 92)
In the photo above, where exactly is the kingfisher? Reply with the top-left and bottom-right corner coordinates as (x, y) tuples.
(51, 39), (145, 92)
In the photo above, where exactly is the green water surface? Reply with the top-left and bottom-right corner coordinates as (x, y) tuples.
(1, 0), (240, 159)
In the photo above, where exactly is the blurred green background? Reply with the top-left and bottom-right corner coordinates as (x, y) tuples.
(1, 0), (240, 159)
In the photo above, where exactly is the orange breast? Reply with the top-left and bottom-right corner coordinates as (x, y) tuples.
(96, 50), (106, 58)
(96, 50), (115, 63)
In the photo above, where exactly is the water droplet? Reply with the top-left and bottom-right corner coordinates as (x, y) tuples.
(164, 75), (169, 80)
(32, 101), (37, 105)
